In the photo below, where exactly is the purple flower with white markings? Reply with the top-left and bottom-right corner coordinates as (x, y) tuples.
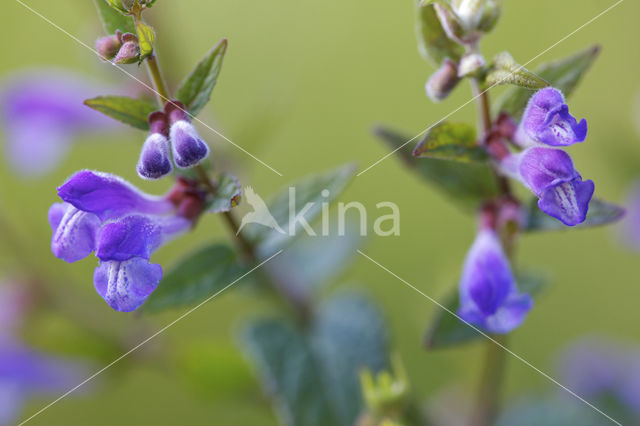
(137, 111), (173, 180)
(457, 229), (532, 334)
(515, 87), (587, 147)
(49, 170), (196, 312)
(165, 101), (210, 168)
(0, 70), (118, 177)
(501, 147), (595, 226)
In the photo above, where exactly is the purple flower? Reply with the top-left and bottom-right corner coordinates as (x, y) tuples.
(0, 283), (85, 426)
(515, 87), (587, 147)
(457, 230), (532, 334)
(621, 180), (640, 251)
(49, 170), (192, 312)
(0, 70), (118, 177)
(165, 101), (210, 168)
(501, 147), (595, 226)
(137, 111), (172, 180)
(558, 337), (640, 418)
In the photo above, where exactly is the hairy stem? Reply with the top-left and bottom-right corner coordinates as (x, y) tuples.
(472, 335), (508, 426)
(146, 55), (170, 105)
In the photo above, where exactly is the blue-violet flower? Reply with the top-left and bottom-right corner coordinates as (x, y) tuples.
(515, 87), (587, 147)
(165, 101), (210, 168)
(500, 147), (595, 226)
(49, 170), (200, 311)
(137, 111), (173, 180)
(458, 229), (532, 334)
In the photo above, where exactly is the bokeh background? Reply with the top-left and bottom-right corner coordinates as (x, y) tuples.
(1, 0), (639, 424)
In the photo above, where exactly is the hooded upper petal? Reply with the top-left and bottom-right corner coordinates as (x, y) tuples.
(93, 258), (163, 312)
(516, 87), (587, 147)
(518, 147), (579, 196)
(457, 230), (532, 334)
(137, 133), (172, 180)
(169, 120), (210, 168)
(57, 170), (174, 220)
(49, 203), (101, 263)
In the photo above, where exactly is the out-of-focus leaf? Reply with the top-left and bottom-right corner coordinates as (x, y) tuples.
(265, 227), (363, 298)
(496, 397), (613, 426)
(136, 21), (156, 60)
(176, 38), (228, 116)
(416, 1), (464, 66)
(376, 126), (499, 210)
(207, 172), (242, 213)
(240, 293), (389, 426)
(84, 95), (156, 130)
(413, 122), (486, 163)
(93, 0), (135, 34)
(485, 52), (549, 90)
(142, 243), (247, 313)
(523, 198), (625, 233)
(241, 164), (357, 256)
(424, 273), (547, 349)
(494, 46), (600, 117)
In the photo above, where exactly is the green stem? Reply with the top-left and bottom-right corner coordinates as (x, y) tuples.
(146, 54), (170, 105)
(472, 335), (508, 426)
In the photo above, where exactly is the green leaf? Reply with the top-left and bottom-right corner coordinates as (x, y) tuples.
(135, 21), (156, 60)
(207, 172), (242, 213)
(485, 52), (549, 90)
(241, 164), (357, 256)
(142, 243), (247, 313)
(494, 45), (600, 117)
(424, 273), (547, 349)
(416, 1), (464, 66)
(523, 197), (625, 232)
(93, 0), (135, 34)
(84, 95), (156, 130)
(176, 38), (228, 116)
(240, 293), (389, 426)
(413, 122), (487, 163)
(104, 0), (128, 14)
(375, 126), (499, 210)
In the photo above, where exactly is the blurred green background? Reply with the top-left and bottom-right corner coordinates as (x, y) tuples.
(1, 0), (639, 424)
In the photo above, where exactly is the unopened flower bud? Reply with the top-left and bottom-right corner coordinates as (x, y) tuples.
(477, 0), (502, 33)
(137, 111), (172, 180)
(113, 33), (139, 65)
(165, 101), (210, 168)
(433, 3), (467, 44)
(458, 52), (486, 78)
(425, 58), (461, 102)
(451, 0), (485, 30)
(96, 32), (122, 61)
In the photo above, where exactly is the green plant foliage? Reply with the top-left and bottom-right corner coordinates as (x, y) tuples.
(485, 52), (549, 90)
(413, 121), (487, 163)
(416, 1), (464, 66)
(84, 95), (157, 130)
(93, 0), (135, 34)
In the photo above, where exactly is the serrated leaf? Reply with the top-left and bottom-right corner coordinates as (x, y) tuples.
(93, 0), (135, 34)
(136, 21), (156, 60)
(240, 293), (389, 426)
(523, 197), (625, 232)
(376, 127), (499, 210)
(424, 273), (547, 349)
(208, 172), (242, 213)
(485, 52), (549, 90)
(413, 122), (487, 163)
(176, 39), (228, 116)
(142, 243), (247, 313)
(241, 164), (357, 256)
(494, 45), (600, 117)
(84, 95), (156, 130)
(416, 1), (464, 66)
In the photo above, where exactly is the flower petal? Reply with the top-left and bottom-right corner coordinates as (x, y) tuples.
(93, 258), (163, 312)
(49, 203), (101, 263)
(538, 179), (595, 226)
(137, 133), (172, 180)
(518, 147), (579, 196)
(169, 121), (210, 168)
(57, 170), (173, 220)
